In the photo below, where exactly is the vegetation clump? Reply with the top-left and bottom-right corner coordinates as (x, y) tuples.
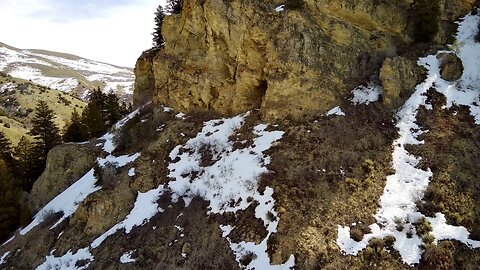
(284, 0), (304, 10)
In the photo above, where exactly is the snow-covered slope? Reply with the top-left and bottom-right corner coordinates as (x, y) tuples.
(0, 42), (134, 101)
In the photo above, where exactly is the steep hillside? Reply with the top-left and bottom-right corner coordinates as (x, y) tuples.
(0, 73), (86, 143)
(0, 42), (134, 102)
(1, 1), (480, 269)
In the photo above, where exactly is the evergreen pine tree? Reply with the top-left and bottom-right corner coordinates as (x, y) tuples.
(105, 91), (122, 127)
(88, 87), (107, 113)
(63, 108), (89, 142)
(152, 5), (166, 47)
(26, 100), (62, 190)
(0, 131), (13, 164)
(13, 137), (38, 191)
(166, 0), (183, 14)
(0, 158), (31, 242)
(0, 159), (21, 242)
(28, 100), (62, 158)
(82, 103), (107, 138)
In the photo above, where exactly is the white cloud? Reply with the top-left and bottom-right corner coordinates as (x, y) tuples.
(0, 0), (166, 67)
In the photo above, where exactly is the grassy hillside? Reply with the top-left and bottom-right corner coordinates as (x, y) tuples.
(0, 72), (87, 143)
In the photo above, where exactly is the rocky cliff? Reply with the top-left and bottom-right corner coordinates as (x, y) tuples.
(134, 0), (475, 119)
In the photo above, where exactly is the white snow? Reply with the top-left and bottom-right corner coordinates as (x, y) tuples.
(168, 113), (294, 269)
(337, 11), (480, 265)
(0, 44), (134, 96)
(91, 186), (165, 248)
(119, 251), (136, 264)
(98, 153), (141, 168)
(175, 112), (186, 119)
(0, 251), (10, 265)
(0, 47), (52, 70)
(1, 235), (15, 247)
(20, 169), (101, 235)
(221, 187), (296, 270)
(128, 168), (136, 177)
(35, 248), (93, 270)
(326, 106), (346, 116)
(0, 82), (15, 93)
(275, 5), (285, 12)
(351, 82), (383, 105)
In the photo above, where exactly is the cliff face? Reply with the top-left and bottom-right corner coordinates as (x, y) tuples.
(134, 0), (475, 119)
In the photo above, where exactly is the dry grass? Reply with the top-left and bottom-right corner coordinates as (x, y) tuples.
(0, 74), (86, 143)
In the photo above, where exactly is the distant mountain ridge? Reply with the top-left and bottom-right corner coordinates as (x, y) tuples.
(0, 42), (134, 102)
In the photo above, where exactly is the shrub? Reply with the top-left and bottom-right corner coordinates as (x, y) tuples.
(285, 0), (304, 9)
(383, 235), (396, 247)
(350, 227), (364, 242)
(421, 242), (454, 269)
(414, 217), (432, 237)
(368, 238), (385, 253)
(113, 108), (170, 152)
(240, 251), (257, 266)
(94, 161), (118, 190)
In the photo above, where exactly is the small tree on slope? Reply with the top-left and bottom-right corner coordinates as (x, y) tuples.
(0, 130), (13, 164)
(152, 5), (166, 47)
(29, 100), (62, 157)
(27, 100), (62, 190)
(166, 0), (183, 14)
(63, 108), (89, 143)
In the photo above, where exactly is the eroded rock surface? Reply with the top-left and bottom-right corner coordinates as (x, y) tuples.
(29, 143), (97, 211)
(379, 56), (423, 108)
(134, 0), (475, 119)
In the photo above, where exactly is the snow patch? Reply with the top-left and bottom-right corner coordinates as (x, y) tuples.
(326, 106), (346, 116)
(337, 12), (480, 265)
(168, 114), (294, 269)
(35, 248), (93, 270)
(275, 5), (285, 12)
(120, 251), (136, 264)
(175, 112), (186, 119)
(351, 82), (383, 105)
(0, 251), (10, 265)
(221, 187), (296, 270)
(20, 169), (100, 235)
(91, 186), (165, 248)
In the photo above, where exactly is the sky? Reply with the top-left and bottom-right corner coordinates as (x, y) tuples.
(0, 0), (166, 67)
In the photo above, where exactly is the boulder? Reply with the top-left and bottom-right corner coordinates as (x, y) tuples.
(379, 57), (422, 108)
(437, 53), (464, 81)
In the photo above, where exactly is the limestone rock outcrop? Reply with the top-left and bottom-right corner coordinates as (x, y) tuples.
(133, 0), (475, 119)
(379, 57), (423, 108)
(29, 144), (97, 211)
